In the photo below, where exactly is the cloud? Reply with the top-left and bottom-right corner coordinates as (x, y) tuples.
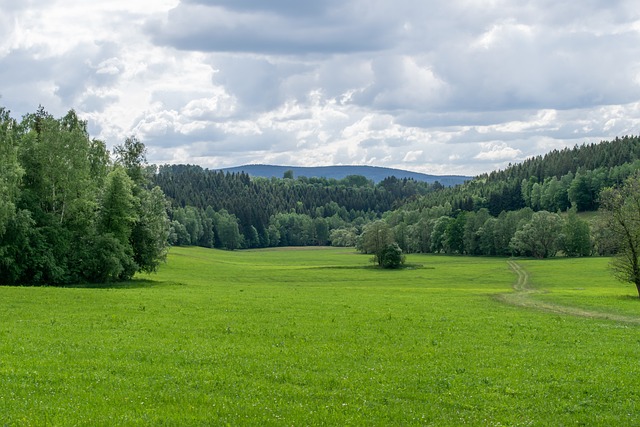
(209, 55), (304, 114)
(147, 0), (398, 55)
(474, 142), (523, 161)
(1, 0), (640, 177)
(0, 43), (122, 116)
(351, 55), (449, 112)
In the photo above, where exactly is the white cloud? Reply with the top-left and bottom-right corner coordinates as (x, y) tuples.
(0, 0), (639, 176)
(474, 142), (523, 161)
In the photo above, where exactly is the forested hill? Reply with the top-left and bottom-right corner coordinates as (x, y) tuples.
(218, 164), (469, 186)
(5, 102), (640, 285)
(406, 135), (640, 215)
(153, 164), (443, 247)
(154, 136), (640, 251)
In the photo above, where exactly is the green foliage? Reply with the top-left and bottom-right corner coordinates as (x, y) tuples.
(153, 164), (436, 248)
(0, 107), (22, 236)
(270, 212), (314, 247)
(131, 186), (170, 272)
(599, 173), (640, 297)
(0, 210), (34, 284)
(99, 167), (136, 244)
(113, 135), (148, 186)
(81, 233), (138, 282)
(358, 220), (394, 266)
(341, 174), (373, 187)
(283, 169), (294, 179)
(380, 242), (405, 268)
(0, 106), (169, 285)
(560, 208), (592, 256)
(445, 212), (466, 254)
(407, 135), (640, 215)
(329, 227), (358, 247)
(430, 216), (451, 253)
(510, 211), (563, 258)
(215, 209), (243, 250)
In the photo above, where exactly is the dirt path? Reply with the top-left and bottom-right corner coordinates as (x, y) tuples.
(496, 260), (640, 325)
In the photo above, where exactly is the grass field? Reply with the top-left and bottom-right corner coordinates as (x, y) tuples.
(2, 247), (640, 426)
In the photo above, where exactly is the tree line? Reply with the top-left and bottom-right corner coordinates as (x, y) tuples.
(157, 136), (640, 260)
(363, 139), (640, 259)
(367, 206), (598, 259)
(0, 106), (170, 285)
(406, 136), (640, 215)
(4, 102), (640, 282)
(155, 165), (440, 250)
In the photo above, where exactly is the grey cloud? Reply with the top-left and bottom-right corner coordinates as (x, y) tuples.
(131, 108), (226, 149)
(0, 0), (38, 37)
(209, 54), (373, 116)
(431, 2), (640, 113)
(3, 0), (640, 177)
(359, 137), (412, 149)
(439, 30), (640, 112)
(304, 55), (373, 100)
(53, 43), (123, 106)
(149, 128), (301, 167)
(151, 89), (221, 112)
(136, 122), (226, 150)
(0, 48), (64, 115)
(0, 47), (55, 82)
(210, 56), (304, 114)
(396, 110), (534, 129)
(0, 42), (124, 116)
(79, 93), (119, 113)
(148, 0), (640, 122)
(147, 0), (398, 54)
(350, 55), (448, 112)
(181, 0), (341, 18)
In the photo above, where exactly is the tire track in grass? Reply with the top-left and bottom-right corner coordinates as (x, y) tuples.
(496, 260), (640, 325)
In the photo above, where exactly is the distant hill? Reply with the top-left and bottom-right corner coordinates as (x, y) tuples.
(217, 164), (470, 186)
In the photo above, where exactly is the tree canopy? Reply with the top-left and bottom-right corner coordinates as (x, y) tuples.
(599, 174), (640, 298)
(0, 106), (169, 285)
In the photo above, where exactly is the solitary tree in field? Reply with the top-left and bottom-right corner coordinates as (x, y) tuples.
(358, 221), (405, 268)
(359, 220), (393, 266)
(380, 242), (405, 269)
(600, 174), (640, 298)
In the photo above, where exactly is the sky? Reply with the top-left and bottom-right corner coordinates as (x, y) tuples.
(1, 0), (640, 176)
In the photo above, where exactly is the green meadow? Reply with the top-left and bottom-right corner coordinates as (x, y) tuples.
(2, 247), (640, 426)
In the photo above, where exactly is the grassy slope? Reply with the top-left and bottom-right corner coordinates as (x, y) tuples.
(1, 247), (639, 426)
(520, 257), (640, 316)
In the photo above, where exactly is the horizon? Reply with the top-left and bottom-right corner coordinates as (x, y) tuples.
(215, 163), (472, 177)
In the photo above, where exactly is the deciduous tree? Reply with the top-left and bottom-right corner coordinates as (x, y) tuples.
(380, 242), (405, 269)
(559, 208), (591, 257)
(510, 211), (562, 258)
(600, 174), (640, 297)
(358, 220), (393, 266)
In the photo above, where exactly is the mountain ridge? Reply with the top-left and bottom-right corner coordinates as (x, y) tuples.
(217, 164), (470, 186)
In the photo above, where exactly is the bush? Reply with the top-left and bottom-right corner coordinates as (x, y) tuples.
(380, 243), (405, 269)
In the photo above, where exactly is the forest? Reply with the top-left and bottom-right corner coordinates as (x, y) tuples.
(158, 136), (640, 259)
(2, 105), (640, 284)
(154, 164), (440, 249)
